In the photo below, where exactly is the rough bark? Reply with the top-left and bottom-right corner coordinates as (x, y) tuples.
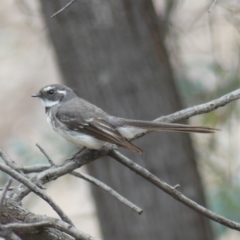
(0, 200), (73, 240)
(40, 0), (214, 239)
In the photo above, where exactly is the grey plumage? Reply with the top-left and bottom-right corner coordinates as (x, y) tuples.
(32, 84), (217, 154)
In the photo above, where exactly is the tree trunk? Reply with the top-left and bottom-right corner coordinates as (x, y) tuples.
(40, 1), (214, 239)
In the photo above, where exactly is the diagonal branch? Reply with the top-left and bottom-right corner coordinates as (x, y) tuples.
(131, 88), (240, 140)
(155, 88), (240, 123)
(0, 180), (12, 208)
(0, 161), (73, 226)
(19, 161), (143, 214)
(70, 171), (143, 214)
(110, 149), (240, 231)
(11, 148), (109, 200)
(0, 149), (24, 174)
(19, 165), (49, 173)
(51, 0), (76, 18)
(36, 144), (54, 166)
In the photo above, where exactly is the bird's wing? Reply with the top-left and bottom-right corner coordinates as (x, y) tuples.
(56, 105), (143, 154)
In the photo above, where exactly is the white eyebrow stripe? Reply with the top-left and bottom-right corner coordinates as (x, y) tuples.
(43, 86), (54, 92)
(57, 90), (66, 95)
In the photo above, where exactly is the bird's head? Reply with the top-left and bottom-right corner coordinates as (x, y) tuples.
(32, 84), (75, 108)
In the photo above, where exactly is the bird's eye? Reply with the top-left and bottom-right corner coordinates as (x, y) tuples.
(48, 89), (54, 95)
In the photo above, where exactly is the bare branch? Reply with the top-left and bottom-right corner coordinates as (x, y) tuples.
(71, 171), (143, 214)
(1, 220), (101, 240)
(12, 148), (109, 201)
(36, 144), (54, 166)
(110, 149), (240, 231)
(0, 180), (12, 208)
(131, 88), (240, 141)
(51, 0), (76, 18)
(0, 187), (14, 191)
(19, 161), (144, 214)
(156, 88), (240, 123)
(0, 180), (22, 240)
(0, 161), (73, 226)
(19, 142), (143, 215)
(208, 0), (218, 13)
(0, 149), (23, 173)
(19, 165), (49, 173)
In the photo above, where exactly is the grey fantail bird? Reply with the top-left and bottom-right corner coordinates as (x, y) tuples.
(32, 84), (216, 154)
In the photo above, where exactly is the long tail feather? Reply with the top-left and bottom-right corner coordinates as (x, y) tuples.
(122, 120), (218, 134)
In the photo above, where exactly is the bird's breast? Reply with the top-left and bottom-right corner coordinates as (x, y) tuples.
(45, 110), (106, 150)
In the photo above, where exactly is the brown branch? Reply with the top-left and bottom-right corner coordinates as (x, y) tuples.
(51, 0), (76, 18)
(110, 149), (240, 231)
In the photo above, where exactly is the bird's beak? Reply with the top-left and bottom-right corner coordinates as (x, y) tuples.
(31, 93), (41, 98)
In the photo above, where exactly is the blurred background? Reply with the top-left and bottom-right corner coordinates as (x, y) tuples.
(1, 0), (240, 239)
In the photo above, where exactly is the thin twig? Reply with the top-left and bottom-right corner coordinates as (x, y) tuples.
(1, 220), (101, 240)
(0, 187), (14, 191)
(19, 165), (49, 173)
(71, 171), (143, 214)
(208, 0), (218, 13)
(0, 161), (73, 226)
(0, 149), (23, 174)
(20, 161), (143, 214)
(20, 162), (144, 214)
(156, 88), (240, 123)
(51, 0), (76, 18)
(11, 148), (108, 201)
(36, 144), (54, 166)
(0, 180), (12, 208)
(110, 149), (240, 231)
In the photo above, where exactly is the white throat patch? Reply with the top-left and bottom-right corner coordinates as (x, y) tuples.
(41, 99), (59, 107)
